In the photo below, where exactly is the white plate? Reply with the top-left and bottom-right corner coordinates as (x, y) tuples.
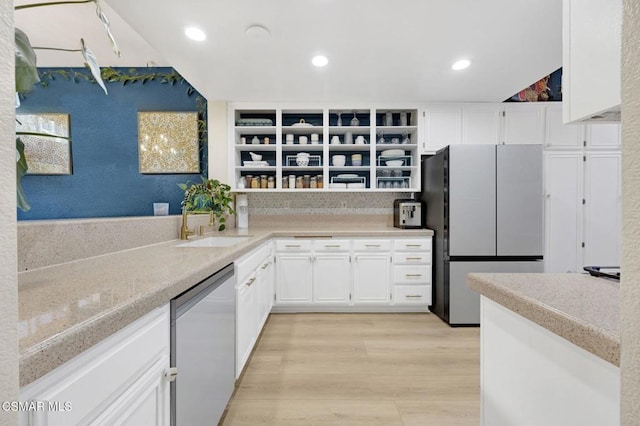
(347, 182), (365, 188)
(330, 183), (347, 188)
(337, 174), (358, 178)
(381, 149), (405, 157)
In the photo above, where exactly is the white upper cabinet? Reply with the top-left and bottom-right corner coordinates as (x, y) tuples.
(585, 123), (621, 149)
(422, 105), (462, 154)
(544, 104), (583, 149)
(461, 104), (502, 145)
(502, 104), (545, 144)
(562, 0), (622, 123)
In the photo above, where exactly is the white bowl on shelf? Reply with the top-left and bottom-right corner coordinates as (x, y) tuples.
(385, 159), (404, 167)
(332, 155), (346, 167)
(380, 149), (404, 158)
(296, 158), (309, 167)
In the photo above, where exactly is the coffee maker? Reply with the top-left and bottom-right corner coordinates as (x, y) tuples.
(236, 194), (249, 229)
(393, 199), (423, 229)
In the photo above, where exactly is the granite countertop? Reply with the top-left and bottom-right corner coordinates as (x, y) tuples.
(18, 217), (433, 386)
(467, 273), (620, 366)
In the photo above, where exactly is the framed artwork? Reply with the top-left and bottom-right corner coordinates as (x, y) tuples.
(138, 111), (200, 174)
(16, 113), (72, 175)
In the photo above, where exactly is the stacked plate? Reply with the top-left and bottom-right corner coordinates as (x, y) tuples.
(380, 149), (406, 167)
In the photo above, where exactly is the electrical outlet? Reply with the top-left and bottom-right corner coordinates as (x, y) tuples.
(283, 200), (291, 209)
(340, 201), (347, 208)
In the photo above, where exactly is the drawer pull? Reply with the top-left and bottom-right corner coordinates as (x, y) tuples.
(365, 244), (381, 248)
(246, 277), (256, 286)
(405, 244), (422, 248)
(285, 244), (302, 248)
(406, 257), (423, 261)
(261, 263), (269, 270)
(324, 244), (341, 248)
(405, 295), (423, 298)
(405, 274), (422, 278)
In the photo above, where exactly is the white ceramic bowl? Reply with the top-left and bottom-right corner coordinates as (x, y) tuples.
(332, 155), (346, 167)
(249, 152), (262, 161)
(385, 159), (404, 167)
(296, 157), (309, 167)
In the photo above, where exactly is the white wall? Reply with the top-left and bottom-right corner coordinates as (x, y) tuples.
(0, 2), (19, 425)
(621, 1), (640, 423)
(207, 101), (228, 182)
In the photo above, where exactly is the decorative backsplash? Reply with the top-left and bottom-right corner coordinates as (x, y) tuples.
(246, 192), (412, 215)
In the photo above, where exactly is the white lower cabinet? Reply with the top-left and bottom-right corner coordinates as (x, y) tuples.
(20, 306), (170, 426)
(353, 253), (391, 304)
(235, 242), (274, 378)
(275, 254), (313, 304)
(313, 254), (351, 304)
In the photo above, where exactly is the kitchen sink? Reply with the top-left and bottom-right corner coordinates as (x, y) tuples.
(176, 236), (251, 248)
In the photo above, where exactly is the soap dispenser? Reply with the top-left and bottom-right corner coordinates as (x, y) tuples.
(236, 194), (249, 229)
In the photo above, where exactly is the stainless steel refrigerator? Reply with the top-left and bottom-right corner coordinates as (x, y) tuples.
(421, 144), (544, 326)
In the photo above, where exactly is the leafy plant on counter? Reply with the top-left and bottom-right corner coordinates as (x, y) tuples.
(14, 0), (121, 211)
(179, 178), (236, 231)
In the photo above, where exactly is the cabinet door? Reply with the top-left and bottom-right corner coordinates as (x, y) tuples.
(422, 106), (462, 154)
(583, 152), (621, 267)
(236, 277), (257, 378)
(275, 254), (313, 304)
(313, 254), (351, 304)
(585, 123), (621, 149)
(544, 104), (583, 148)
(461, 104), (501, 145)
(256, 260), (270, 329)
(544, 152), (583, 272)
(503, 105), (544, 144)
(353, 254), (390, 304)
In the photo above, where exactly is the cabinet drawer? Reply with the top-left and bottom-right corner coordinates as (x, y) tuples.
(352, 239), (392, 251)
(236, 242), (271, 283)
(393, 238), (432, 252)
(394, 252), (431, 265)
(275, 239), (313, 252)
(393, 265), (432, 284)
(394, 285), (431, 305)
(313, 239), (350, 252)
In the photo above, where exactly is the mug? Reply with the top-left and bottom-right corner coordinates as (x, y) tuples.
(299, 135), (308, 145)
(240, 136), (246, 144)
(355, 135), (367, 145)
(286, 134), (294, 141)
(311, 133), (319, 142)
(331, 135), (341, 145)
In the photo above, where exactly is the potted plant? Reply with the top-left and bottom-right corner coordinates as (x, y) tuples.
(178, 177), (235, 231)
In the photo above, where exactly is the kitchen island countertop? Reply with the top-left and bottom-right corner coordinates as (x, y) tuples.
(467, 273), (620, 366)
(18, 215), (433, 387)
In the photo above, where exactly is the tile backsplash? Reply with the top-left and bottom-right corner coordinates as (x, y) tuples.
(247, 192), (414, 215)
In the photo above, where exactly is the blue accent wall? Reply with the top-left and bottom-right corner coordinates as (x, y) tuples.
(17, 67), (207, 220)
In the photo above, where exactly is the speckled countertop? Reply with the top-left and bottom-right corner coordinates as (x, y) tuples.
(18, 216), (433, 387)
(467, 273), (620, 366)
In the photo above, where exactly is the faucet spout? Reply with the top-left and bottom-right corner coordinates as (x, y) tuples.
(180, 207), (196, 240)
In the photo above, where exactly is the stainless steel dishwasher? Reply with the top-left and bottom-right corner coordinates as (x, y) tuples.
(170, 263), (235, 425)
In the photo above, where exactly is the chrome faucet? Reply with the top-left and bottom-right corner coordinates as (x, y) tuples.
(180, 207), (196, 240)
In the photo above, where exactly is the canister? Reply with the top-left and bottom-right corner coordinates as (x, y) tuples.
(310, 176), (317, 188)
(303, 175), (311, 188)
(316, 174), (323, 188)
(295, 176), (303, 188)
(267, 176), (275, 188)
(289, 174), (296, 189)
(282, 177), (289, 188)
(251, 176), (260, 188)
(260, 175), (268, 189)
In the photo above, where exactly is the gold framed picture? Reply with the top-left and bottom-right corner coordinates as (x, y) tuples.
(138, 111), (200, 174)
(16, 113), (72, 175)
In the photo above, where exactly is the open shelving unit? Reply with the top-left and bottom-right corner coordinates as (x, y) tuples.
(228, 104), (421, 192)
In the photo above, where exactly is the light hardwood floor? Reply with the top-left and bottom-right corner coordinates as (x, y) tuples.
(222, 313), (480, 425)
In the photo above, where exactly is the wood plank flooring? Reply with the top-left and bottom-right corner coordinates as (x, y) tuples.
(222, 313), (480, 426)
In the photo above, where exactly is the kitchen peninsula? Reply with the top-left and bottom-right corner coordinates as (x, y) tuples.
(468, 273), (620, 425)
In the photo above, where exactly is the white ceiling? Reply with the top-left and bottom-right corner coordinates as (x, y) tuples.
(14, 0), (562, 103)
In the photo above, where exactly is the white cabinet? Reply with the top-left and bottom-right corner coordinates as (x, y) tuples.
(544, 152), (583, 272)
(461, 104), (501, 145)
(275, 254), (313, 304)
(544, 150), (621, 272)
(562, 0), (622, 123)
(236, 272), (258, 377)
(353, 253), (391, 305)
(586, 123), (621, 149)
(422, 105), (462, 154)
(502, 104), (544, 144)
(544, 104), (583, 149)
(20, 306), (170, 426)
(583, 151), (621, 267)
(256, 258), (272, 329)
(313, 254), (351, 304)
(391, 239), (432, 306)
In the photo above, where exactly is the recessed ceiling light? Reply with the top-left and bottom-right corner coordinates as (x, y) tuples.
(452, 59), (471, 70)
(312, 55), (328, 67)
(185, 27), (206, 42)
(246, 25), (270, 40)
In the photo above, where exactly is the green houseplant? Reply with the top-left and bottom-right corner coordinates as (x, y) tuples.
(178, 177), (235, 231)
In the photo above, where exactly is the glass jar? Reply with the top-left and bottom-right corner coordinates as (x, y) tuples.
(245, 174), (253, 188)
(310, 176), (317, 188)
(282, 177), (289, 189)
(267, 176), (275, 189)
(251, 176), (260, 189)
(295, 176), (303, 189)
(260, 175), (268, 189)
(289, 175), (296, 189)
(303, 175), (311, 188)
(316, 174), (323, 188)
